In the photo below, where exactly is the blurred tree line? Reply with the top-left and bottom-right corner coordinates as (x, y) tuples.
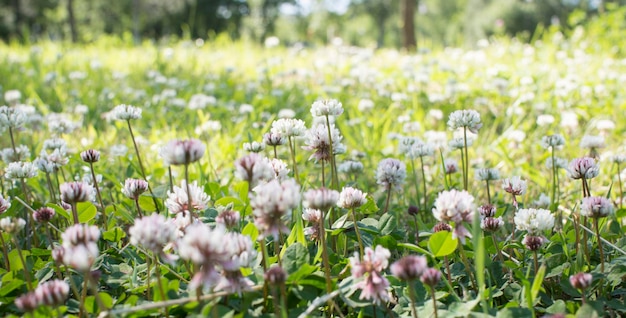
(0, 0), (624, 48)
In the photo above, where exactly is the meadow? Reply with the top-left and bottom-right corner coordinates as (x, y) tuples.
(0, 19), (625, 318)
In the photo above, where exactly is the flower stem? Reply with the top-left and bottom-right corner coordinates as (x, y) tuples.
(146, 253), (151, 300)
(439, 149), (449, 191)
(288, 136), (300, 184)
(70, 203), (79, 224)
(80, 275), (88, 318)
(12, 237), (32, 290)
(430, 286), (439, 318)
(168, 166), (174, 193)
(184, 164), (193, 218)
(617, 162), (623, 210)
(485, 180), (491, 204)
(420, 156), (428, 208)
(463, 127), (469, 191)
(410, 159), (422, 210)
(86, 271), (107, 312)
(408, 282), (419, 318)
(443, 256), (451, 283)
(0, 233), (9, 270)
(532, 251), (538, 275)
(383, 187), (392, 214)
(134, 198), (143, 217)
(8, 126), (17, 153)
(88, 162), (107, 230)
(126, 120), (160, 213)
(45, 172), (57, 203)
(44, 225), (63, 279)
(594, 218), (604, 273)
(319, 208), (335, 315)
(154, 254), (169, 317)
(260, 239), (269, 310)
(351, 207), (364, 257)
(324, 115), (338, 190)
(458, 243), (477, 290)
(492, 234), (504, 263)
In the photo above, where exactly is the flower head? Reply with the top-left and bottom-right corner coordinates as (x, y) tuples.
(34, 279), (70, 307)
(160, 138), (205, 166)
(580, 135), (605, 150)
(432, 190), (475, 243)
(420, 268), (442, 287)
(243, 141), (266, 153)
(444, 159), (459, 174)
(304, 188), (339, 211)
(540, 134), (565, 149)
(121, 178), (149, 200)
(447, 109), (482, 133)
(570, 272), (593, 290)
(60, 181), (95, 204)
(580, 196), (613, 218)
(58, 224), (100, 271)
(522, 234), (546, 251)
(111, 104), (142, 121)
(178, 223), (228, 289)
(567, 157), (599, 180)
(80, 149), (100, 163)
(234, 153), (274, 189)
(338, 160), (364, 174)
(5, 161), (38, 179)
(481, 217), (504, 232)
(350, 246), (391, 305)
(271, 118), (306, 137)
(216, 207), (241, 230)
(263, 132), (286, 147)
(302, 208), (322, 240)
(130, 213), (178, 258)
(376, 158), (406, 190)
(311, 99), (343, 117)
(0, 106), (26, 129)
(265, 265), (287, 285)
(502, 176), (527, 195)
(165, 180), (210, 215)
(1, 145), (30, 163)
(0, 195), (10, 214)
(390, 255), (427, 281)
(33, 207), (55, 223)
(475, 168), (500, 181)
(251, 179), (300, 240)
(514, 208), (554, 234)
(337, 187), (367, 209)
(0, 217), (25, 234)
(303, 123), (343, 162)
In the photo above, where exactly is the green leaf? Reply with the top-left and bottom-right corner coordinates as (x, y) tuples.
(378, 213), (396, 236)
(358, 194), (379, 214)
(8, 249), (29, 271)
(47, 203), (70, 222)
(398, 243), (434, 258)
(76, 201), (97, 223)
(241, 222), (258, 243)
(530, 265), (546, 305)
(138, 195), (156, 213)
(576, 304), (601, 318)
(283, 242), (309, 276)
(428, 231), (458, 258)
(496, 307), (533, 318)
(0, 279), (23, 296)
(103, 227), (127, 242)
(233, 181), (249, 203)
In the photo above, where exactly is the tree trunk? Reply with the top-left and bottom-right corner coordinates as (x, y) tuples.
(376, 17), (386, 48)
(402, 0), (417, 51)
(67, 0), (78, 42)
(133, 0), (140, 43)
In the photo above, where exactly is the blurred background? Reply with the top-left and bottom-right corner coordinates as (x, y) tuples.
(0, 0), (624, 48)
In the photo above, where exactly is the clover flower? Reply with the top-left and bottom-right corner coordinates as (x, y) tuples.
(303, 123), (343, 162)
(534, 193), (551, 208)
(580, 196), (613, 218)
(522, 234), (546, 251)
(304, 187), (339, 211)
(481, 217), (504, 232)
(444, 159), (459, 174)
(376, 158), (406, 190)
(0, 195), (10, 214)
(33, 207), (55, 223)
(475, 168), (500, 181)
(251, 179), (300, 240)
(540, 134), (565, 149)
(502, 176), (527, 195)
(546, 157), (568, 170)
(178, 223), (228, 290)
(265, 265), (287, 286)
(216, 207), (241, 230)
(514, 208), (554, 234)
(271, 118), (307, 137)
(15, 280), (69, 312)
(80, 149), (100, 163)
(390, 255), (427, 281)
(337, 187), (367, 209)
(420, 268), (442, 287)
(129, 213), (178, 261)
(338, 160), (364, 174)
(0, 106), (26, 129)
(447, 109), (482, 133)
(350, 246), (391, 305)
(432, 189), (475, 243)
(311, 99), (343, 117)
(265, 157), (290, 181)
(263, 132), (286, 146)
(398, 136), (422, 157)
(160, 138), (205, 166)
(302, 208), (322, 240)
(165, 180), (210, 215)
(0, 217), (25, 234)
(56, 224), (100, 271)
(580, 135), (605, 150)
(121, 178), (149, 200)
(567, 157), (599, 180)
(0, 145), (30, 163)
(5, 161), (38, 179)
(4, 90), (21, 105)
(60, 181), (95, 204)
(569, 272), (593, 290)
(111, 104), (142, 121)
(243, 141), (266, 153)
(234, 153), (274, 189)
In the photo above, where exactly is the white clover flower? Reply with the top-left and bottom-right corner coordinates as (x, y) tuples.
(1, 145), (30, 163)
(408, 142), (435, 158)
(195, 120), (222, 136)
(611, 154), (626, 164)
(311, 99), (343, 117)
(178, 223), (228, 290)
(447, 109), (482, 133)
(481, 216), (504, 232)
(449, 137), (473, 150)
(265, 158), (289, 180)
(338, 160), (364, 174)
(5, 161), (38, 179)
(376, 158), (406, 190)
(580, 135), (605, 150)
(111, 104), (142, 121)
(60, 181), (95, 204)
(251, 179), (300, 240)
(165, 180), (210, 215)
(263, 132), (286, 147)
(546, 157), (568, 170)
(304, 188), (340, 211)
(109, 144), (128, 157)
(0, 106), (26, 129)
(475, 168), (500, 181)
(567, 157), (599, 180)
(243, 141), (266, 153)
(424, 130), (447, 149)
(502, 176), (527, 195)
(536, 114), (555, 126)
(596, 119), (615, 131)
(540, 134), (565, 149)
(444, 159), (459, 174)
(58, 224), (100, 272)
(0, 217), (25, 233)
(129, 213), (178, 256)
(270, 118), (306, 137)
(234, 153), (274, 188)
(580, 196), (613, 218)
(121, 178), (149, 200)
(160, 139), (205, 166)
(398, 137), (422, 157)
(337, 187), (367, 209)
(350, 245), (391, 305)
(4, 90), (21, 104)
(303, 123), (343, 162)
(357, 99), (374, 112)
(47, 114), (78, 135)
(432, 190), (475, 243)
(514, 208), (554, 234)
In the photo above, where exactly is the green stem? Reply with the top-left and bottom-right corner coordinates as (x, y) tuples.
(594, 218), (604, 273)
(80, 275), (88, 318)
(168, 166), (174, 193)
(185, 164), (193, 218)
(0, 233), (9, 270)
(351, 207), (364, 257)
(319, 208), (334, 315)
(485, 180), (491, 204)
(430, 286), (439, 318)
(383, 187), (392, 214)
(324, 115), (337, 190)
(70, 203), (79, 224)
(127, 120), (160, 213)
(463, 127), (469, 191)
(13, 237), (32, 290)
(154, 254), (169, 317)
(410, 159), (421, 210)
(408, 282), (419, 318)
(288, 136), (300, 184)
(458, 243), (477, 290)
(134, 198), (143, 217)
(533, 251), (538, 275)
(420, 156), (428, 208)
(439, 148), (449, 190)
(146, 254), (151, 300)
(89, 162), (107, 230)
(617, 162), (623, 210)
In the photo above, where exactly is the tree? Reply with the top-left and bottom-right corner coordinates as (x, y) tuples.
(402, 0), (416, 50)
